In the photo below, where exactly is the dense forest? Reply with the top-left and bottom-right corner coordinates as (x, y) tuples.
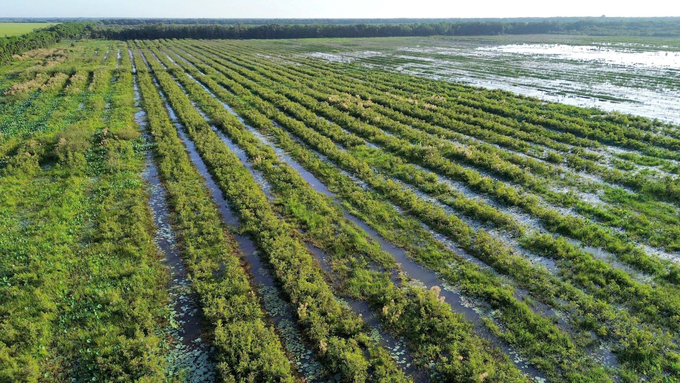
(96, 16), (680, 25)
(94, 19), (680, 40)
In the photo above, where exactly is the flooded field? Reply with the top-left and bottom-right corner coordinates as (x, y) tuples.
(301, 35), (680, 125)
(5, 35), (680, 383)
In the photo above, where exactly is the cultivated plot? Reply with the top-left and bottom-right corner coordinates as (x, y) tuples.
(2, 37), (680, 383)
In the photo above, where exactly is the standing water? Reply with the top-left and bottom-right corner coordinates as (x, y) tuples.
(139, 53), (327, 381)
(179, 64), (548, 380)
(130, 51), (217, 382)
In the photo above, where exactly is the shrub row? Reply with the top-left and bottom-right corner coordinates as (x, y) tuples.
(169, 40), (677, 382)
(150, 42), (544, 382)
(0, 42), (171, 381)
(186, 41), (680, 286)
(136, 42), (406, 382)
(130, 46), (296, 382)
(165, 40), (680, 382)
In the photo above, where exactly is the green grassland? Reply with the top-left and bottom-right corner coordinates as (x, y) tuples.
(0, 22), (57, 37)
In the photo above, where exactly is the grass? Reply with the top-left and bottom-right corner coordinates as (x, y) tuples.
(0, 23), (57, 37)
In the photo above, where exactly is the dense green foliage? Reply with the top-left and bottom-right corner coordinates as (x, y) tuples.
(131, 47), (295, 382)
(0, 22), (92, 63)
(138, 42), (412, 382)
(0, 42), (172, 381)
(145, 40), (539, 382)
(94, 18), (680, 40)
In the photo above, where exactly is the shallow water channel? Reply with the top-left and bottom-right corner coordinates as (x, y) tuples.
(140, 57), (329, 381)
(131, 52), (216, 382)
(159, 54), (430, 379)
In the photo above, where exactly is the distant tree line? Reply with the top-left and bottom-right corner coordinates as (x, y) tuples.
(2, 16), (679, 27)
(0, 22), (93, 63)
(93, 18), (680, 40)
(1, 18), (678, 65)
(96, 17), (680, 27)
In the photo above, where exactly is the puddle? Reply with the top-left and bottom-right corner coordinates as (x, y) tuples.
(402, 43), (680, 125)
(308, 52), (355, 63)
(296, 38), (680, 127)
(342, 297), (429, 381)
(642, 244), (680, 265)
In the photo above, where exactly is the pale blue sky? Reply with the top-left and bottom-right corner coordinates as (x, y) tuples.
(1, 0), (678, 18)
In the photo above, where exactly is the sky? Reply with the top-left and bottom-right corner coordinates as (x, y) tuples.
(1, 0), (679, 19)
